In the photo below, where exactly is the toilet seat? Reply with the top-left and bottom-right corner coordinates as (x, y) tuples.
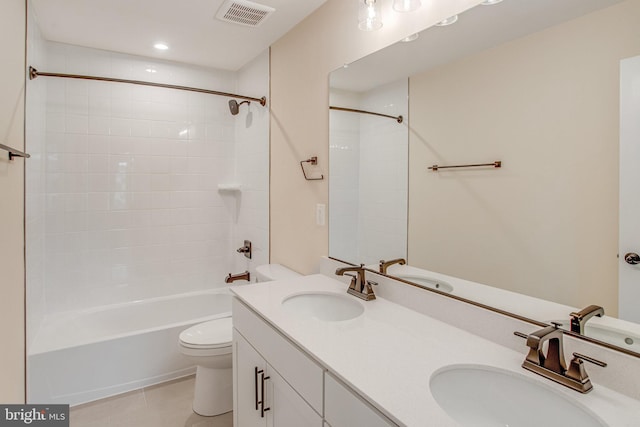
(179, 317), (232, 355)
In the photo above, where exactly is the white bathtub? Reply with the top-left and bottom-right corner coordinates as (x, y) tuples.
(27, 288), (232, 406)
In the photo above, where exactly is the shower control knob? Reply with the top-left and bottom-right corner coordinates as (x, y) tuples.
(624, 252), (640, 265)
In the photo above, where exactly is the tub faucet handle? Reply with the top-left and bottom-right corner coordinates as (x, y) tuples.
(237, 240), (252, 259)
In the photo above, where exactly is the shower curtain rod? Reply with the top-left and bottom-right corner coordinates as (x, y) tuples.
(29, 67), (267, 106)
(329, 106), (403, 123)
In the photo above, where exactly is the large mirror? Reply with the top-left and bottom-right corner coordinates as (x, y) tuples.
(329, 0), (640, 354)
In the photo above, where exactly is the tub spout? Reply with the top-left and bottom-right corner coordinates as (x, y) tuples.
(226, 271), (250, 283)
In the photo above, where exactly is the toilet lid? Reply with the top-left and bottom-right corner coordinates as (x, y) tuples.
(179, 317), (232, 348)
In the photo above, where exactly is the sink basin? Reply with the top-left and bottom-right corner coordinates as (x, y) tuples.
(282, 292), (364, 321)
(396, 275), (453, 293)
(550, 320), (640, 353)
(430, 365), (606, 427)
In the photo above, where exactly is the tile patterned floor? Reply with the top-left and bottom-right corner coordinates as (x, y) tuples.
(70, 376), (233, 427)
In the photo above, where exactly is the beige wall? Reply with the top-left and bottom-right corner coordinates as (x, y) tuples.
(270, 0), (483, 274)
(0, 0), (26, 403)
(408, 0), (640, 314)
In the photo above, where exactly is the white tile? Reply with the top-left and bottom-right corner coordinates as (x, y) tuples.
(171, 157), (189, 174)
(87, 135), (110, 154)
(66, 134), (88, 153)
(111, 97), (133, 119)
(89, 96), (110, 117)
(87, 192), (109, 211)
(89, 116), (110, 135)
(88, 155), (109, 173)
(89, 81), (111, 98)
(151, 192), (171, 209)
(130, 120), (151, 138)
(150, 156), (171, 174)
(67, 95), (89, 116)
(132, 100), (153, 120)
(110, 136), (134, 155)
(87, 174), (109, 192)
(110, 118), (132, 137)
(65, 79), (89, 98)
(47, 113), (66, 133)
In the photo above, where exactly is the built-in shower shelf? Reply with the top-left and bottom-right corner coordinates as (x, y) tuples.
(217, 183), (243, 192)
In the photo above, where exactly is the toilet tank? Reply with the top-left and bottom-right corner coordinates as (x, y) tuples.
(255, 264), (301, 282)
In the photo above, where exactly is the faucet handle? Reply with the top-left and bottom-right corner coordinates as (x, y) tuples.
(571, 353), (607, 368)
(566, 353), (607, 388)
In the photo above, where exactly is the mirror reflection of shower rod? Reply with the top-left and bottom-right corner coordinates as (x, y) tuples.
(428, 161), (502, 171)
(29, 67), (267, 106)
(329, 105), (403, 123)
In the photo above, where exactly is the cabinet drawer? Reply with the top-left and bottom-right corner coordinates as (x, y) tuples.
(233, 298), (324, 414)
(325, 373), (397, 427)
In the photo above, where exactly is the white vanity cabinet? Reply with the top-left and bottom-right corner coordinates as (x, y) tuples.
(232, 297), (398, 427)
(234, 332), (322, 427)
(324, 372), (396, 427)
(233, 298), (324, 427)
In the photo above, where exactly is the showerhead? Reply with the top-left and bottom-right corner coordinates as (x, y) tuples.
(229, 99), (250, 115)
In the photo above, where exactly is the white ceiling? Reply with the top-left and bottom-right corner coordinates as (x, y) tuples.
(331, 0), (625, 92)
(30, 0), (327, 71)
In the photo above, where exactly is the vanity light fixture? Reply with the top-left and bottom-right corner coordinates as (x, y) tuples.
(358, 0), (383, 31)
(435, 15), (458, 26)
(481, 0), (504, 5)
(153, 42), (169, 50)
(393, 0), (421, 13)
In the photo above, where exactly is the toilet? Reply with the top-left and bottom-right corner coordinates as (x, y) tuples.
(178, 264), (301, 416)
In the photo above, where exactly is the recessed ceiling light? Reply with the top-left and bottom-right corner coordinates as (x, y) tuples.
(481, 0), (504, 5)
(401, 33), (419, 42)
(436, 15), (458, 26)
(154, 43), (169, 51)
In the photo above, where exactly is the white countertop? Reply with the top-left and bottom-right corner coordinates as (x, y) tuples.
(232, 274), (640, 426)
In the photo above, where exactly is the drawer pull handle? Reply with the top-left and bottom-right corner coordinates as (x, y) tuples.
(260, 371), (271, 418)
(254, 367), (261, 411)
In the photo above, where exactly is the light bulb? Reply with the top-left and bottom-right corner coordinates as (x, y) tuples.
(358, 0), (383, 31)
(393, 0), (421, 13)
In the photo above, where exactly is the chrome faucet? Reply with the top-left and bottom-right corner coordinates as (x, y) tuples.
(335, 264), (376, 301)
(516, 324), (607, 393)
(379, 258), (406, 274)
(570, 305), (604, 335)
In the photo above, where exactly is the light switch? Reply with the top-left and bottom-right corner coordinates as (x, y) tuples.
(316, 203), (326, 226)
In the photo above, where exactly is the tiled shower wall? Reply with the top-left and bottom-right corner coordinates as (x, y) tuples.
(26, 39), (269, 325)
(357, 79), (408, 264)
(329, 89), (361, 262)
(25, 5), (47, 347)
(329, 80), (408, 265)
(231, 51), (270, 275)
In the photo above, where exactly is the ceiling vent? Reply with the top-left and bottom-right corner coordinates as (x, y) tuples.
(215, 0), (275, 27)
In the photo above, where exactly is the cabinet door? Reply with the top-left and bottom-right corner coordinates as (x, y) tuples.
(325, 373), (397, 427)
(234, 330), (268, 427)
(267, 367), (322, 427)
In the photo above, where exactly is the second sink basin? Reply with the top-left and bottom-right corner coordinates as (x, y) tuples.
(396, 275), (454, 293)
(549, 320), (640, 353)
(282, 292), (364, 321)
(430, 365), (606, 427)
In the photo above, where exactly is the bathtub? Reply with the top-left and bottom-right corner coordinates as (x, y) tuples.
(27, 288), (232, 406)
